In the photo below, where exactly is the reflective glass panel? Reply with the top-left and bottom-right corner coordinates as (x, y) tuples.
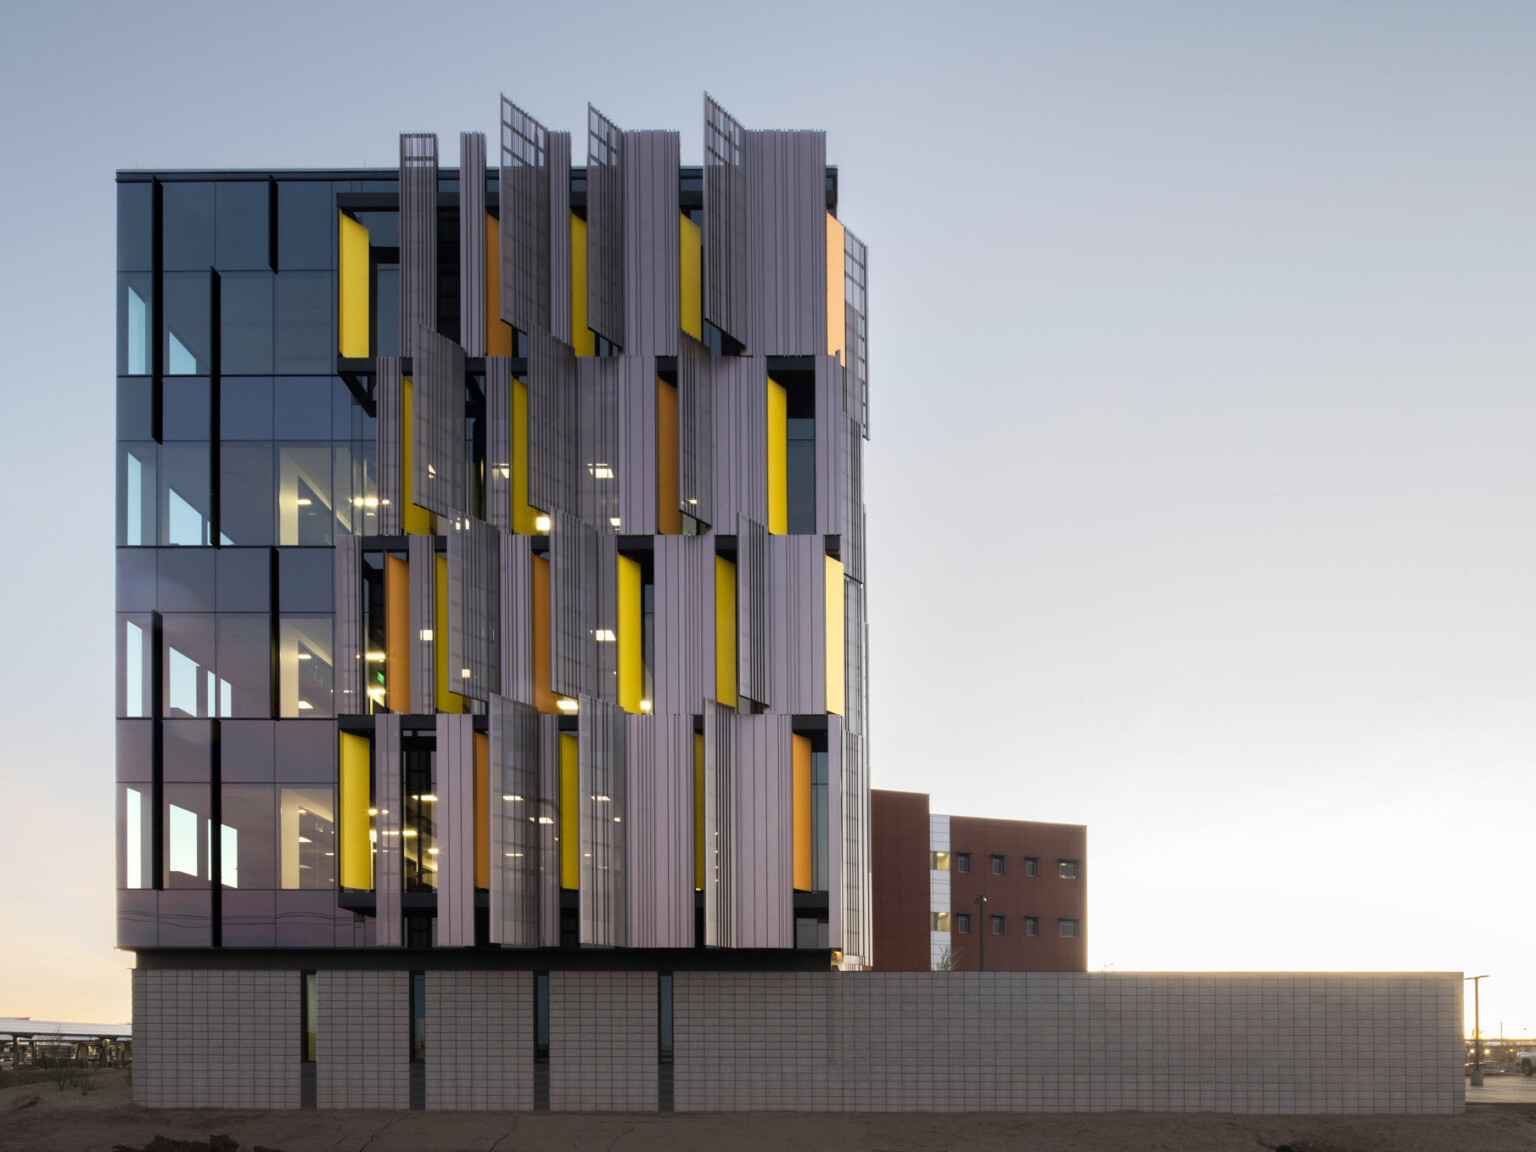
(117, 274), (153, 375)
(117, 720), (154, 783)
(117, 612), (153, 718)
(161, 377), (211, 441)
(162, 182), (215, 270)
(217, 547), (271, 611)
(275, 721), (335, 782)
(279, 615), (334, 718)
(403, 752), (436, 892)
(222, 720), (275, 780)
(158, 547), (215, 612)
(117, 182), (153, 272)
(117, 378), (153, 440)
(219, 442), (275, 546)
(159, 443), (212, 546)
(374, 265), (399, 357)
(118, 783), (155, 889)
(216, 181), (270, 271)
(163, 273), (212, 375)
(221, 784), (277, 889)
(118, 443), (157, 546)
(277, 444), (334, 546)
(217, 613), (272, 718)
(221, 377), (275, 440)
(331, 441), (380, 538)
(117, 548), (157, 611)
(274, 273), (333, 373)
(279, 548), (333, 613)
(277, 181), (333, 270)
(163, 784), (212, 888)
(220, 272), (274, 374)
(274, 377), (332, 439)
(163, 719), (213, 781)
(162, 614), (216, 719)
(279, 786), (336, 889)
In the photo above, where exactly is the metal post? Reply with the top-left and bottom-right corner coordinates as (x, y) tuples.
(1467, 974), (1490, 1088)
(975, 894), (987, 972)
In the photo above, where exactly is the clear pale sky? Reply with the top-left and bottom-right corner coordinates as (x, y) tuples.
(2, 1), (1530, 1038)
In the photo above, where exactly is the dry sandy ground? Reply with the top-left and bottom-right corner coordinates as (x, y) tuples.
(5, 1072), (1536, 1152)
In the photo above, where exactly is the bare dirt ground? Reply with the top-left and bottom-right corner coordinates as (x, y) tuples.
(5, 1072), (1536, 1152)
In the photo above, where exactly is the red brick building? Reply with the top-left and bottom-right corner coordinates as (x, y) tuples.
(870, 789), (1086, 973)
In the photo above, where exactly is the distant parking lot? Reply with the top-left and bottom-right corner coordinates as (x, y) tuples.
(1466, 1072), (1536, 1105)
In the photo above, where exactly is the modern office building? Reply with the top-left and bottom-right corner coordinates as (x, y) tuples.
(871, 790), (1086, 973)
(116, 93), (872, 1107)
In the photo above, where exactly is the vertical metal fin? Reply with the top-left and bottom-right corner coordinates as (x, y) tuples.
(490, 696), (542, 946)
(844, 226), (869, 439)
(537, 713), (561, 947)
(527, 328), (577, 517)
(458, 132), (487, 356)
(448, 513), (501, 702)
(586, 105), (625, 347)
(824, 713), (843, 951)
(399, 133), (439, 358)
(408, 535), (436, 715)
(653, 536), (714, 715)
(624, 713), (693, 947)
(677, 333), (713, 527)
(623, 130), (681, 357)
(411, 325), (465, 517)
(485, 357), (513, 532)
(745, 129), (827, 356)
(710, 354), (768, 531)
(436, 713), (475, 947)
(734, 713), (793, 949)
(547, 132), (572, 345)
(577, 357), (621, 533)
(615, 357), (656, 535)
(374, 714), (403, 947)
(736, 515), (771, 708)
(334, 534), (362, 715)
(702, 699), (737, 948)
(840, 727), (871, 968)
(814, 353), (846, 539)
(500, 534), (533, 706)
(498, 98), (551, 337)
(703, 95), (748, 346)
(577, 695), (627, 947)
(376, 358), (403, 535)
(549, 512), (599, 701)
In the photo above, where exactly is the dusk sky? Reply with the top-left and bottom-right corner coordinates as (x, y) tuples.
(2, 1), (1531, 1037)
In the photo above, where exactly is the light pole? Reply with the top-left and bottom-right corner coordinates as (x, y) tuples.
(1467, 975), (1490, 1087)
(975, 894), (988, 971)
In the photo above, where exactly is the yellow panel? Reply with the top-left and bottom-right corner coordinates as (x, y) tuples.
(486, 211), (513, 357)
(401, 379), (433, 536)
(715, 556), (738, 708)
(559, 732), (578, 888)
(617, 554), (643, 713)
(474, 731), (489, 890)
(570, 213), (596, 357)
(532, 554), (557, 713)
(435, 554), (464, 713)
(512, 378), (539, 534)
(656, 379), (680, 535)
(767, 376), (787, 534)
(339, 214), (370, 358)
(792, 733), (812, 892)
(385, 555), (410, 713)
(825, 212), (846, 361)
(693, 731), (705, 892)
(680, 213), (702, 340)
(825, 556), (845, 715)
(339, 731), (373, 890)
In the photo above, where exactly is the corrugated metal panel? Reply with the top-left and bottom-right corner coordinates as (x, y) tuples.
(623, 130), (680, 357)
(813, 353), (845, 539)
(844, 225), (869, 439)
(702, 699), (736, 948)
(527, 327), (577, 517)
(593, 533), (618, 707)
(412, 325), (466, 518)
(615, 357), (657, 535)
(459, 131), (487, 356)
(333, 534), (362, 715)
(843, 578), (865, 738)
(547, 131), (572, 345)
(734, 713), (793, 949)
(577, 695), (627, 947)
(489, 695), (541, 947)
(737, 515), (771, 707)
(677, 333), (713, 527)
(448, 513), (501, 702)
(652, 536), (714, 715)
(824, 713), (843, 951)
(844, 409), (866, 584)
(625, 712), (693, 947)
(840, 728), (871, 968)
(376, 358), (403, 535)
(498, 97), (552, 337)
(436, 713), (475, 947)
(703, 95), (748, 346)
(767, 534), (825, 714)
(711, 355), (768, 531)
(408, 535), (436, 715)
(499, 534), (533, 706)
(549, 511), (599, 701)
(374, 714), (403, 947)
(577, 357), (621, 534)
(745, 130), (826, 356)
(399, 133), (438, 358)
(537, 713), (561, 947)
(586, 105), (625, 348)
(485, 357), (513, 533)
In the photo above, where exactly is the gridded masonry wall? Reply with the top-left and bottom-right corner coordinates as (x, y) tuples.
(132, 969), (299, 1108)
(316, 970), (410, 1109)
(426, 971), (533, 1110)
(673, 972), (1464, 1115)
(550, 971), (657, 1111)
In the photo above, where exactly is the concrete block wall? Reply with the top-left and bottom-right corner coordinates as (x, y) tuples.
(131, 969), (299, 1108)
(549, 971), (656, 1111)
(316, 970), (409, 1108)
(426, 971), (533, 1110)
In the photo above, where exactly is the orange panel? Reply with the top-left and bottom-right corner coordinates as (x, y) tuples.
(474, 731), (489, 890)
(485, 212), (513, 357)
(656, 378), (680, 535)
(532, 554), (557, 714)
(793, 733), (812, 892)
(384, 555), (410, 713)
